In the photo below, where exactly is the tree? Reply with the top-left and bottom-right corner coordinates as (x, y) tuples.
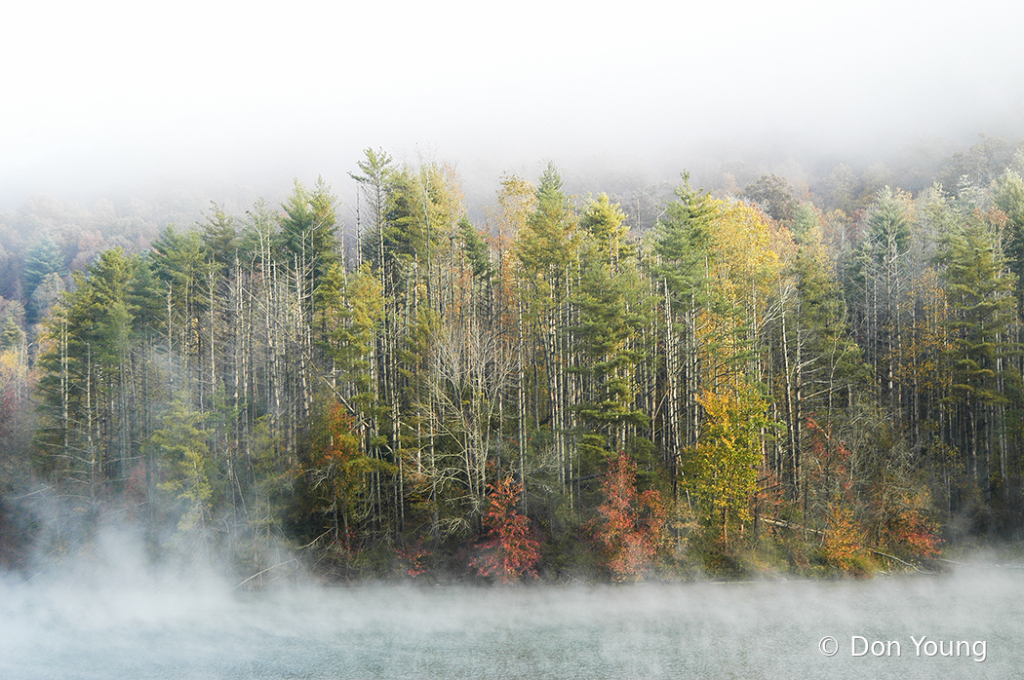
(580, 193), (632, 268)
(472, 476), (541, 583)
(742, 174), (798, 224)
(789, 203), (823, 245)
(994, 169), (1024, 312)
(279, 177), (339, 321)
(774, 242), (866, 501)
(938, 218), (1018, 493)
(35, 248), (138, 490)
(652, 174), (717, 466)
(516, 162), (579, 293)
(572, 235), (651, 469)
(684, 383), (773, 545)
(150, 392), (216, 542)
(28, 273), (65, 328)
(457, 216), (493, 281)
(299, 402), (396, 553)
(847, 187), (913, 402)
(23, 233), (65, 324)
(352, 148), (397, 274)
(200, 202), (241, 267)
(594, 451), (667, 581)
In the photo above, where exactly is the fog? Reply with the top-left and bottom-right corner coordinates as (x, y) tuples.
(3, 0), (1024, 210)
(6, 5), (1024, 676)
(2, 524), (1022, 679)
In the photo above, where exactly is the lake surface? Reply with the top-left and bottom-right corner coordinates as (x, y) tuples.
(1, 563), (1020, 679)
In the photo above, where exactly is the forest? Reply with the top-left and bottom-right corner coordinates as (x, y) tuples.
(2, 135), (1024, 583)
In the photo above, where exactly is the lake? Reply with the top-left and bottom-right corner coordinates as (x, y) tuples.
(1, 562), (1019, 679)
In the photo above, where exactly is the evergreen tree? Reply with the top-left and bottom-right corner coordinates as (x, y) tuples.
(457, 216), (492, 281)
(994, 169), (1024, 313)
(580, 193), (632, 267)
(23, 233), (65, 296)
(35, 248), (139, 491)
(352, 148), (397, 274)
(572, 236), (651, 469)
(23, 233), (65, 324)
(938, 219), (1019, 492)
(279, 178), (339, 317)
(150, 392), (216, 539)
(652, 174), (715, 310)
(847, 187), (913, 401)
(200, 202), (241, 268)
(516, 162), (579, 294)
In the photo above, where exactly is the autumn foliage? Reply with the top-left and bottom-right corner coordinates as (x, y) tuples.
(472, 477), (541, 583)
(821, 503), (865, 571)
(685, 386), (770, 544)
(595, 451), (668, 581)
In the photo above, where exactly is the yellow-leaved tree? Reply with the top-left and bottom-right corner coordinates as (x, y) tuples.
(684, 382), (776, 546)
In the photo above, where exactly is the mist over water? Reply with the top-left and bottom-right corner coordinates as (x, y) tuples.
(4, 2), (1024, 678)
(2, 541), (1021, 680)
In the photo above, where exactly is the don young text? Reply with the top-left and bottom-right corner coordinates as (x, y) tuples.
(849, 635), (987, 662)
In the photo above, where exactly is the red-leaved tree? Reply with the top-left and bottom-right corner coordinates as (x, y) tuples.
(596, 451), (667, 581)
(472, 476), (541, 583)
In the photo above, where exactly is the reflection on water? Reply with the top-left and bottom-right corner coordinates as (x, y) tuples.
(1, 565), (1020, 679)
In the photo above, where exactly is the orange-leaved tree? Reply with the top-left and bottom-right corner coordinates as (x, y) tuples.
(472, 476), (541, 583)
(302, 402), (396, 552)
(596, 451), (668, 581)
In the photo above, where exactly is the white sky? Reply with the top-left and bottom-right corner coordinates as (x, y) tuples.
(2, 0), (1024, 206)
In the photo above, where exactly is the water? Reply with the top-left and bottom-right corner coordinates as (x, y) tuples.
(1, 565), (1020, 679)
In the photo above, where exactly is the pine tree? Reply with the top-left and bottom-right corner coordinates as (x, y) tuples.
(279, 177), (339, 321)
(23, 233), (65, 324)
(938, 219), (1019, 492)
(23, 233), (65, 297)
(580, 193), (632, 268)
(572, 235), (651, 471)
(847, 187), (913, 403)
(516, 162), (579, 293)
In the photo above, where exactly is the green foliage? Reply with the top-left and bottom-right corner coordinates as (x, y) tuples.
(653, 174), (716, 310)
(580, 193), (633, 266)
(789, 203), (822, 245)
(938, 220), (1018, 405)
(28, 145), (1024, 581)
(994, 169), (1024, 312)
(151, 393), (215, 535)
(742, 174), (798, 223)
(200, 202), (241, 267)
(150, 225), (214, 329)
(847, 187), (912, 295)
(357, 157), (464, 309)
(790, 245), (868, 405)
(318, 262), (384, 406)
(278, 177), (339, 281)
(23, 233), (65, 323)
(353, 148), (398, 268)
(516, 162), (580, 295)
(0, 307), (25, 352)
(571, 235), (652, 467)
(457, 216), (492, 280)
(296, 402), (398, 552)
